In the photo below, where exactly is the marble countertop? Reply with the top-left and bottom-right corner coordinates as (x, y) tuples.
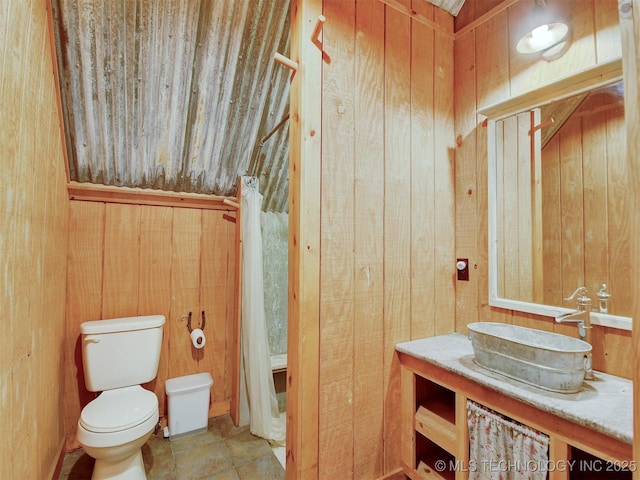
(396, 333), (633, 445)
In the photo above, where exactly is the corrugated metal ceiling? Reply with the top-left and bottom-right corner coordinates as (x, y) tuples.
(429, 0), (465, 16)
(51, 0), (464, 213)
(52, 0), (291, 212)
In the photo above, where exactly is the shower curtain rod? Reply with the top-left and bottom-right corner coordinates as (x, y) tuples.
(259, 113), (290, 147)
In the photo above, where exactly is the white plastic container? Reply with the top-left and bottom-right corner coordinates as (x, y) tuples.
(165, 372), (213, 440)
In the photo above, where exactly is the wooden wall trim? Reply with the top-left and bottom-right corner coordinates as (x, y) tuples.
(230, 180), (243, 425)
(454, 0), (519, 38)
(478, 59), (623, 119)
(47, 439), (66, 480)
(378, 0), (455, 39)
(67, 181), (237, 210)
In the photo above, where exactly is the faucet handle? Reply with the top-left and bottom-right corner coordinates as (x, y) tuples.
(565, 286), (591, 306)
(596, 283), (611, 300)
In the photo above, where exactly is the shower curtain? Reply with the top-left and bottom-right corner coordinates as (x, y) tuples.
(467, 400), (549, 480)
(261, 211), (288, 355)
(238, 176), (286, 445)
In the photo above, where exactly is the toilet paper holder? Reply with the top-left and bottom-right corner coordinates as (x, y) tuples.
(185, 311), (206, 333)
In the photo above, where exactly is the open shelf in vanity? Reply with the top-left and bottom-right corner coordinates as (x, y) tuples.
(398, 334), (633, 480)
(410, 377), (457, 479)
(402, 363), (469, 480)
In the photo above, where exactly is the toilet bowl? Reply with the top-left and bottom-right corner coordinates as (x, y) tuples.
(76, 315), (165, 480)
(77, 386), (158, 479)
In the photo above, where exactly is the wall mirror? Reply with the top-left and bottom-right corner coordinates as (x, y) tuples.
(482, 61), (631, 330)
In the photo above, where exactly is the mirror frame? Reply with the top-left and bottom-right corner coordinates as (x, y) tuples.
(480, 59), (631, 331)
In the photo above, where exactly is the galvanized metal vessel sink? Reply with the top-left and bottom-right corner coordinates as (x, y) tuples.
(467, 322), (592, 393)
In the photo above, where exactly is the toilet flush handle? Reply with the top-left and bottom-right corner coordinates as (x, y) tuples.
(83, 336), (100, 344)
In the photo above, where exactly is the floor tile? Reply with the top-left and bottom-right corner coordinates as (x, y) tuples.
(58, 450), (94, 480)
(235, 452), (285, 480)
(224, 429), (274, 466)
(58, 415), (284, 480)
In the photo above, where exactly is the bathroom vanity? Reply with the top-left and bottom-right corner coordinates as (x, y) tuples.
(397, 334), (633, 480)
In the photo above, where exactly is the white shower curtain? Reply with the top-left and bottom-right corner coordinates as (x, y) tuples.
(261, 211), (288, 355)
(238, 176), (286, 445)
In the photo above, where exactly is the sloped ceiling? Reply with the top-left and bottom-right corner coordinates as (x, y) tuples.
(52, 0), (291, 212)
(51, 0), (464, 213)
(429, 0), (466, 16)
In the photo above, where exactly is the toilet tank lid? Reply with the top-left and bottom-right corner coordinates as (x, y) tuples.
(81, 315), (166, 335)
(166, 372), (214, 395)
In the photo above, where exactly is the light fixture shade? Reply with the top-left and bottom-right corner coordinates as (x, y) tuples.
(516, 3), (570, 54)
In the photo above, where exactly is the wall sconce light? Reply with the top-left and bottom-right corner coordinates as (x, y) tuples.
(516, 0), (571, 61)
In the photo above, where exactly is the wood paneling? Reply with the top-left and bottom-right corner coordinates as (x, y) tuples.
(64, 201), (105, 450)
(540, 95), (629, 317)
(0, 1), (70, 477)
(454, 0), (507, 32)
(453, 0), (632, 380)
(138, 205), (173, 414)
(454, 30), (479, 333)
(433, 7), (456, 336)
(383, 4), (413, 473)
(496, 113), (537, 302)
(353, 2), (385, 477)
(64, 201), (237, 444)
(411, 2), (437, 341)
(292, 1), (456, 477)
(320, 0), (357, 477)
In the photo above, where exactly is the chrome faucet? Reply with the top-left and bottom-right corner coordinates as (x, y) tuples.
(555, 286), (594, 380)
(596, 283), (611, 313)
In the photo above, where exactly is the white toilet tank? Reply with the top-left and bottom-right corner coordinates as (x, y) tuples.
(81, 315), (165, 392)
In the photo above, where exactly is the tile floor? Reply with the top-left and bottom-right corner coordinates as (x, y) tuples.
(58, 414), (285, 480)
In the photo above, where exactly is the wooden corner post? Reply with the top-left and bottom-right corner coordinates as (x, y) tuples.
(618, 1), (640, 479)
(288, 0), (323, 478)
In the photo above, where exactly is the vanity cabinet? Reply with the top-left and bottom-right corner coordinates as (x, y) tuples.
(399, 351), (633, 480)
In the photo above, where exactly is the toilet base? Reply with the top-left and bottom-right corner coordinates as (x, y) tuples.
(92, 448), (146, 480)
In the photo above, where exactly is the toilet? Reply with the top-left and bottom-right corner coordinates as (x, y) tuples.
(76, 315), (165, 480)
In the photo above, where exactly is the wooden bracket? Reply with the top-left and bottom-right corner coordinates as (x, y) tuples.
(223, 198), (240, 209)
(311, 15), (326, 48)
(529, 117), (554, 135)
(274, 52), (298, 72)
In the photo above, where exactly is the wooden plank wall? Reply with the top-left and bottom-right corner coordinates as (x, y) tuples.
(317, 1), (455, 477)
(541, 94), (629, 316)
(496, 113), (537, 303)
(453, 0), (632, 379)
(63, 201), (237, 447)
(0, 1), (70, 478)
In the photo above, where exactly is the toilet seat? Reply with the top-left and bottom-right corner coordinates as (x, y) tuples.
(77, 385), (159, 449)
(80, 385), (157, 433)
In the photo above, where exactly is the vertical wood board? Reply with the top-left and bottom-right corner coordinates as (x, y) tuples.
(200, 210), (232, 403)
(454, 30), (479, 333)
(320, 0), (356, 476)
(64, 201), (105, 447)
(168, 208), (203, 378)
(287, 0), (323, 477)
(353, 1), (386, 477)
(410, 14), (436, 340)
(383, 6), (412, 472)
(432, 13), (456, 337)
(138, 205), (173, 415)
(102, 203), (141, 318)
